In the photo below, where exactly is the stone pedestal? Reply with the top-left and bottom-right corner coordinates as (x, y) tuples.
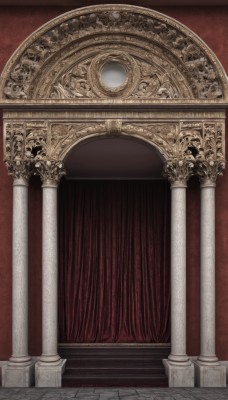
(2, 361), (35, 387)
(163, 359), (194, 387)
(35, 359), (66, 387)
(194, 361), (226, 387)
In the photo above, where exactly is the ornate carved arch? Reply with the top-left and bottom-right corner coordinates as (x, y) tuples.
(0, 5), (227, 185)
(0, 5), (228, 103)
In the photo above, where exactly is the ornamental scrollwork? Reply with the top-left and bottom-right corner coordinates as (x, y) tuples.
(50, 123), (106, 159)
(50, 60), (95, 99)
(5, 123), (25, 161)
(1, 5), (227, 101)
(49, 53), (180, 100)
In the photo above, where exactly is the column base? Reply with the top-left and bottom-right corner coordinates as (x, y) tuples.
(35, 359), (66, 387)
(163, 359), (195, 387)
(194, 360), (226, 387)
(2, 360), (35, 387)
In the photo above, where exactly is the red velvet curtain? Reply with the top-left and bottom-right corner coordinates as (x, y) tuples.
(58, 180), (170, 343)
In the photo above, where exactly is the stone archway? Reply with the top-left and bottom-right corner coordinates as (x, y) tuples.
(0, 4), (227, 388)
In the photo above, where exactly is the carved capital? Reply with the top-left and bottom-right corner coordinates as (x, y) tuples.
(196, 160), (226, 186)
(163, 160), (195, 186)
(5, 160), (32, 182)
(34, 160), (65, 186)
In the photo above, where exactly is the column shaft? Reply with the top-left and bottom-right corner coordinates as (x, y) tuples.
(163, 179), (194, 387)
(3, 177), (35, 388)
(199, 184), (217, 362)
(40, 184), (60, 363)
(168, 185), (189, 364)
(11, 178), (31, 363)
(35, 162), (66, 387)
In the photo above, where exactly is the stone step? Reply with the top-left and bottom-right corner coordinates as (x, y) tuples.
(59, 345), (170, 387)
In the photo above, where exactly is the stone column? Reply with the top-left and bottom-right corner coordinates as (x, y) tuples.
(2, 161), (35, 387)
(35, 160), (66, 387)
(194, 161), (226, 387)
(162, 161), (194, 387)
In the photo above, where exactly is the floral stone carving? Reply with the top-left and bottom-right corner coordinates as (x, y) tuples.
(0, 5), (227, 102)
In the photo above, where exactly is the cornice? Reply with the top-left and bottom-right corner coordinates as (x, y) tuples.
(0, 1), (227, 6)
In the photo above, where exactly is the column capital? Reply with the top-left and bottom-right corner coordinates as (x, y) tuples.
(34, 160), (65, 187)
(196, 160), (225, 187)
(163, 160), (194, 187)
(5, 160), (32, 184)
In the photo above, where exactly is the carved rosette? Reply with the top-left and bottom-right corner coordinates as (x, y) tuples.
(196, 160), (226, 186)
(5, 160), (32, 182)
(34, 160), (65, 186)
(163, 160), (195, 186)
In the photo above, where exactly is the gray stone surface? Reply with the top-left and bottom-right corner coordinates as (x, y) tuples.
(0, 387), (228, 399)
(35, 359), (66, 387)
(194, 361), (226, 387)
(163, 359), (194, 387)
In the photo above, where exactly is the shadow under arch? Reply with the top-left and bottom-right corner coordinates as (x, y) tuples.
(62, 134), (165, 180)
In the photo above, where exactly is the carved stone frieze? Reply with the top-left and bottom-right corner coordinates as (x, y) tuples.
(3, 117), (225, 186)
(1, 5), (227, 102)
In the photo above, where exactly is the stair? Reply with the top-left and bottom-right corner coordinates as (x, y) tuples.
(58, 344), (170, 387)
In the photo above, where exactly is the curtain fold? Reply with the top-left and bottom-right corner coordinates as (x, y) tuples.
(58, 180), (170, 343)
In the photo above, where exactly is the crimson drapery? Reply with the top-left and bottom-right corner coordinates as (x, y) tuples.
(58, 180), (170, 343)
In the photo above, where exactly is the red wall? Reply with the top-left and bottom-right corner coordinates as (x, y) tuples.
(0, 5), (228, 359)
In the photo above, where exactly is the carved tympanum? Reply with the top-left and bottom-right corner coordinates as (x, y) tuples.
(1, 5), (227, 101)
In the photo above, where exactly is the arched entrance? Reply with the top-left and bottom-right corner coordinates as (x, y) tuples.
(0, 4), (227, 388)
(58, 136), (171, 386)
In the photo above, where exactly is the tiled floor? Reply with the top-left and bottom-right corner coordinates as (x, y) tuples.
(0, 388), (228, 400)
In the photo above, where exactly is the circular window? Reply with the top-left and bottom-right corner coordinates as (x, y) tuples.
(100, 61), (127, 89)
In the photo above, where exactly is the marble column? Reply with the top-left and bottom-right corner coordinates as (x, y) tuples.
(35, 161), (66, 387)
(194, 168), (226, 387)
(2, 164), (35, 387)
(163, 161), (194, 387)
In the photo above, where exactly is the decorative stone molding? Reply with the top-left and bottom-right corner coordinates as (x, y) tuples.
(0, 5), (227, 103)
(3, 116), (225, 181)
